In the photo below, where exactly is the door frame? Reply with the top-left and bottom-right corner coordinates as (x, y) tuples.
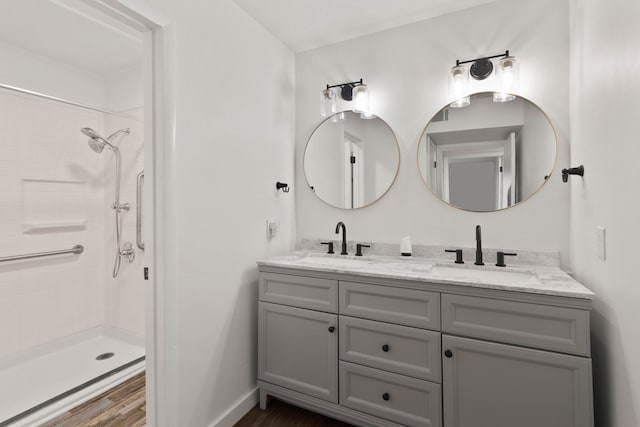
(84, 2), (174, 425)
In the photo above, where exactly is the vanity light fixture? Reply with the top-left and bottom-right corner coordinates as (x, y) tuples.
(449, 50), (518, 106)
(321, 79), (370, 116)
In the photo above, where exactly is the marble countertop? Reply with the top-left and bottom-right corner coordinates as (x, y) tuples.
(258, 251), (595, 300)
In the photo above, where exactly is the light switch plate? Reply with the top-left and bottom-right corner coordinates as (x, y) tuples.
(266, 220), (279, 239)
(596, 226), (606, 260)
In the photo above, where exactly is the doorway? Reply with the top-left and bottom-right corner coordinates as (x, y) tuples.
(0, 1), (166, 425)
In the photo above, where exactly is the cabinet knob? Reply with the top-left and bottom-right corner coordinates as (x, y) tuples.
(382, 393), (390, 401)
(328, 326), (335, 333)
(382, 344), (390, 352)
(444, 349), (453, 358)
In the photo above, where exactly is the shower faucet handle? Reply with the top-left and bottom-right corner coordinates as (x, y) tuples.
(120, 242), (136, 263)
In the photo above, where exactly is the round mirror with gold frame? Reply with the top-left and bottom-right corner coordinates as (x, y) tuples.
(417, 92), (557, 212)
(304, 111), (400, 209)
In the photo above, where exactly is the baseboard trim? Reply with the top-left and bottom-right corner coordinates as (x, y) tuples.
(211, 387), (259, 427)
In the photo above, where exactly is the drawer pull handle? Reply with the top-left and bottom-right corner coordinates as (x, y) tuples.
(382, 393), (390, 401)
(328, 326), (335, 333)
(444, 349), (453, 358)
(382, 344), (390, 352)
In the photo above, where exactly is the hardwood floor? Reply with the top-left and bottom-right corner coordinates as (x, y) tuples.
(41, 374), (352, 427)
(40, 372), (146, 427)
(234, 399), (356, 427)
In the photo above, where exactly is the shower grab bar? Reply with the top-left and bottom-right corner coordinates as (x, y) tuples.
(0, 245), (84, 263)
(136, 170), (145, 250)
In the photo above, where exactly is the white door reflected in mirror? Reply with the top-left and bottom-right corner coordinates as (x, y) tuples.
(304, 111), (400, 209)
(418, 93), (556, 212)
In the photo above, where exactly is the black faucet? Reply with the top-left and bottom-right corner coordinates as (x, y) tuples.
(475, 225), (484, 266)
(335, 222), (348, 255)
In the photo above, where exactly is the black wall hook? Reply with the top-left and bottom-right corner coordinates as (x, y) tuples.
(561, 165), (584, 183)
(276, 182), (290, 193)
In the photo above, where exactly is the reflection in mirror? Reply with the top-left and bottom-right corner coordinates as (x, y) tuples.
(304, 111), (400, 209)
(418, 93), (556, 212)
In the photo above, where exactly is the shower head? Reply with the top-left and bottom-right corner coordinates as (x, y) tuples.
(80, 127), (129, 153)
(81, 127), (111, 153)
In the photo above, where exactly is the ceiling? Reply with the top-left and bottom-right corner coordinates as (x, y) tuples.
(233, 0), (498, 53)
(0, 0), (498, 73)
(0, 0), (142, 75)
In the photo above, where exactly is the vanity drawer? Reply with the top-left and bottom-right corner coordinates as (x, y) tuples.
(339, 281), (440, 329)
(340, 316), (441, 382)
(259, 273), (338, 312)
(340, 361), (441, 427)
(442, 294), (590, 356)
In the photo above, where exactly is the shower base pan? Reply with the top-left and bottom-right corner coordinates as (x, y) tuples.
(0, 326), (145, 426)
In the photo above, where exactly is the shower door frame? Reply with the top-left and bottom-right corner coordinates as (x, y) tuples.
(84, 1), (174, 426)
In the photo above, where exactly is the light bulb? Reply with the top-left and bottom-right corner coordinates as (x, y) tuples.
(352, 84), (370, 114)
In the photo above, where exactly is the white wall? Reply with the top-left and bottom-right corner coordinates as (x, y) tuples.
(570, 0), (640, 425)
(0, 41), (104, 107)
(122, 1), (296, 425)
(104, 64), (144, 113)
(295, 0), (571, 266)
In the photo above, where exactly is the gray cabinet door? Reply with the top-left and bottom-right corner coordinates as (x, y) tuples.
(258, 302), (338, 403)
(442, 335), (593, 427)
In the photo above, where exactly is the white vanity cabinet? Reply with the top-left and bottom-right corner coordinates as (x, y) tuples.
(257, 267), (593, 427)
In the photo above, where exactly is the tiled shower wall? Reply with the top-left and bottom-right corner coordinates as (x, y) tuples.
(0, 90), (108, 357)
(103, 108), (145, 337)
(0, 90), (145, 358)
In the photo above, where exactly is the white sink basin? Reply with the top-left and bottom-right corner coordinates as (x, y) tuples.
(430, 265), (539, 285)
(297, 255), (375, 268)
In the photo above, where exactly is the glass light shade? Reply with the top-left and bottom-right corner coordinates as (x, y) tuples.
(449, 96), (471, 108)
(320, 88), (337, 117)
(352, 84), (370, 113)
(496, 56), (519, 93)
(449, 65), (469, 99)
(330, 111), (345, 123)
(493, 92), (516, 102)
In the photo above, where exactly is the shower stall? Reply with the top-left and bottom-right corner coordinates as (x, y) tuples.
(0, 84), (146, 425)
